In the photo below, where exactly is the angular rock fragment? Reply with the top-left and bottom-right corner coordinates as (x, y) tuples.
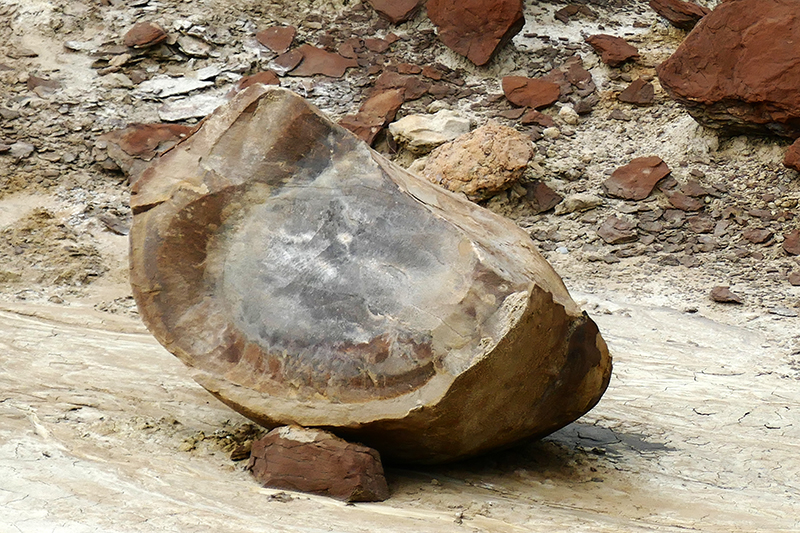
(421, 121), (533, 201)
(784, 229), (800, 256)
(649, 0), (710, 31)
(618, 79), (654, 106)
(289, 45), (358, 78)
(555, 193), (603, 215)
(373, 70), (430, 101)
(98, 123), (195, 183)
(123, 22), (168, 49)
(502, 76), (561, 110)
(585, 34), (639, 67)
(339, 88), (405, 145)
(657, 0), (800, 137)
(366, 0), (424, 23)
(520, 109), (556, 128)
(789, 271), (800, 286)
(666, 191), (704, 212)
(247, 426), (389, 502)
(603, 156), (671, 201)
(784, 139), (800, 171)
(256, 26), (296, 54)
(271, 49), (304, 75)
(427, 0), (525, 66)
(232, 71), (281, 94)
(129, 86), (612, 464)
(388, 109), (471, 154)
(597, 216), (638, 244)
(710, 286), (743, 304)
(526, 181), (563, 214)
(742, 228), (773, 244)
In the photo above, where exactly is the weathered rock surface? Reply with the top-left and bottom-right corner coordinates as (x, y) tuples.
(366, 0), (424, 23)
(710, 286), (743, 304)
(618, 79), (655, 106)
(784, 139), (800, 171)
(427, 0), (525, 66)
(388, 109), (471, 154)
(597, 216), (638, 244)
(98, 123), (195, 183)
(256, 26), (296, 54)
(657, 0), (800, 137)
(784, 229), (800, 256)
(289, 44), (358, 78)
(421, 121), (533, 201)
(339, 88), (404, 145)
(585, 34), (639, 67)
(649, 0), (710, 30)
(602, 156), (670, 200)
(502, 76), (561, 110)
(247, 426), (389, 502)
(129, 86), (612, 464)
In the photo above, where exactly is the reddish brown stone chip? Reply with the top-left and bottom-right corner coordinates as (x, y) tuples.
(784, 139), (800, 171)
(256, 26), (296, 54)
(123, 21), (168, 49)
(373, 71), (430, 100)
(233, 71), (280, 93)
(526, 181), (563, 214)
(710, 286), (743, 304)
(597, 216), (638, 244)
(519, 109), (556, 127)
(288, 45), (358, 78)
(502, 76), (561, 109)
(783, 229), (800, 255)
(427, 0), (525, 66)
(364, 37), (391, 53)
(618, 78), (655, 105)
(247, 426), (389, 502)
(789, 271), (800, 286)
(602, 156), (671, 201)
(585, 34), (639, 67)
(742, 228), (773, 244)
(273, 49), (304, 73)
(667, 191), (704, 211)
(365, 0), (424, 23)
(649, 0), (710, 30)
(339, 88), (405, 145)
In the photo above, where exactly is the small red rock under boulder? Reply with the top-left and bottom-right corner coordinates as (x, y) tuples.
(784, 139), (800, 171)
(427, 0), (525, 66)
(602, 156), (670, 201)
(585, 34), (639, 67)
(247, 426), (389, 502)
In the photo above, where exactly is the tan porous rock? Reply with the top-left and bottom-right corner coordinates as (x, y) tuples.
(129, 86), (612, 464)
(421, 121), (533, 201)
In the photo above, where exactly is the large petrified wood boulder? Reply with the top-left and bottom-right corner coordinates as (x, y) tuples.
(129, 86), (611, 464)
(657, 0), (800, 138)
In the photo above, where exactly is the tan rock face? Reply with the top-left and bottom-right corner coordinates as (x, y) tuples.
(129, 86), (612, 464)
(421, 121), (533, 201)
(657, 0), (800, 137)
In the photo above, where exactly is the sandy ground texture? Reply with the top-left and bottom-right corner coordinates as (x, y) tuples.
(1, 0), (799, 531)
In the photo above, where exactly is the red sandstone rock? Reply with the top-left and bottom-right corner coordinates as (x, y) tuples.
(585, 34), (639, 67)
(526, 181), (563, 214)
(649, 0), (710, 30)
(365, 0), (424, 23)
(233, 71), (280, 93)
(272, 49), (304, 73)
(710, 286), (743, 304)
(789, 271), (800, 286)
(657, 0), (800, 137)
(247, 426), (389, 502)
(618, 79), (655, 106)
(99, 123), (195, 183)
(256, 26), (296, 54)
(782, 229), (800, 255)
(339, 88), (405, 145)
(667, 191), (704, 211)
(373, 71), (430, 101)
(742, 228), (773, 244)
(784, 139), (800, 171)
(502, 76), (561, 110)
(288, 45), (358, 78)
(123, 22), (168, 49)
(602, 156), (671, 201)
(520, 109), (556, 128)
(597, 216), (638, 244)
(427, 0), (525, 66)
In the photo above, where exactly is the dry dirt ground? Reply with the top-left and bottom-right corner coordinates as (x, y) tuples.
(1, 0), (799, 531)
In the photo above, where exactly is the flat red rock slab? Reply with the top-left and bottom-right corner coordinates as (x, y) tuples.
(585, 34), (639, 67)
(102, 123), (194, 158)
(784, 139), (800, 171)
(502, 76), (560, 109)
(123, 21), (168, 49)
(784, 229), (800, 255)
(234, 71), (280, 93)
(667, 191), (704, 211)
(339, 88), (405, 145)
(618, 78), (655, 105)
(365, 0), (424, 23)
(597, 216), (638, 244)
(742, 228), (773, 244)
(649, 0), (709, 30)
(602, 156), (670, 200)
(427, 0), (525, 66)
(373, 70), (430, 100)
(247, 426), (389, 502)
(519, 109), (556, 127)
(289, 44), (358, 78)
(710, 286), (743, 304)
(656, 0), (800, 137)
(256, 26), (296, 54)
